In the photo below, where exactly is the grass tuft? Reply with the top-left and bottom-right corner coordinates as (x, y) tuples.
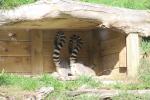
(0, 73), (102, 91)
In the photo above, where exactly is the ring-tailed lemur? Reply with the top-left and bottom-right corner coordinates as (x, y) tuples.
(69, 34), (96, 76)
(53, 31), (66, 67)
(52, 32), (71, 76)
(69, 34), (83, 64)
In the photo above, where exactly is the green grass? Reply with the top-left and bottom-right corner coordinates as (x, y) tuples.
(112, 92), (150, 100)
(0, 0), (150, 9)
(0, 73), (40, 91)
(81, 0), (150, 9)
(108, 82), (150, 90)
(0, 73), (102, 91)
(48, 91), (150, 100)
(1, 72), (150, 99)
(138, 37), (150, 90)
(1, 72), (150, 91)
(39, 74), (102, 91)
(140, 37), (150, 55)
(138, 58), (150, 91)
(0, 0), (36, 9)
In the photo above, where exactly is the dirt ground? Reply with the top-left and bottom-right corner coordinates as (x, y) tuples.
(0, 86), (34, 100)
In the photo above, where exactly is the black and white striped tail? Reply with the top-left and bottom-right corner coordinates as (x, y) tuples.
(53, 32), (66, 67)
(69, 34), (83, 64)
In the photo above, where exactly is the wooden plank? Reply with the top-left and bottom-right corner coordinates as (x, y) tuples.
(0, 29), (30, 41)
(31, 30), (43, 74)
(126, 33), (139, 78)
(43, 56), (56, 73)
(43, 30), (57, 41)
(0, 56), (31, 73)
(119, 35), (127, 67)
(119, 47), (127, 67)
(0, 41), (30, 56)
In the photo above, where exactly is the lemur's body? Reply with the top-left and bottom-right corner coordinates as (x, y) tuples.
(52, 32), (71, 76)
(69, 35), (82, 64)
(69, 35), (96, 76)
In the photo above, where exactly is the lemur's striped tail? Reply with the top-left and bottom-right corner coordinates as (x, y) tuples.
(53, 32), (66, 67)
(69, 34), (83, 64)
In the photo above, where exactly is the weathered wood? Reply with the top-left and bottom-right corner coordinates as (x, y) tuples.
(0, 28), (127, 77)
(43, 56), (56, 73)
(0, 41), (30, 56)
(0, 0), (149, 36)
(0, 29), (92, 74)
(0, 29), (30, 41)
(0, 56), (31, 73)
(31, 30), (43, 74)
(119, 35), (127, 67)
(127, 33), (140, 78)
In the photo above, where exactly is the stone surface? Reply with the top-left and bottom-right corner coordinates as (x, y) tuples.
(0, 0), (150, 36)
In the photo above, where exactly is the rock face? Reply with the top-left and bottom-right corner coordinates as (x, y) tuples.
(0, 0), (150, 36)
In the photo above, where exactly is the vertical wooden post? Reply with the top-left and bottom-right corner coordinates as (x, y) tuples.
(119, 35), (127, 67)
(31, 30), (43, 74)
(126, 33), (139, 78)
